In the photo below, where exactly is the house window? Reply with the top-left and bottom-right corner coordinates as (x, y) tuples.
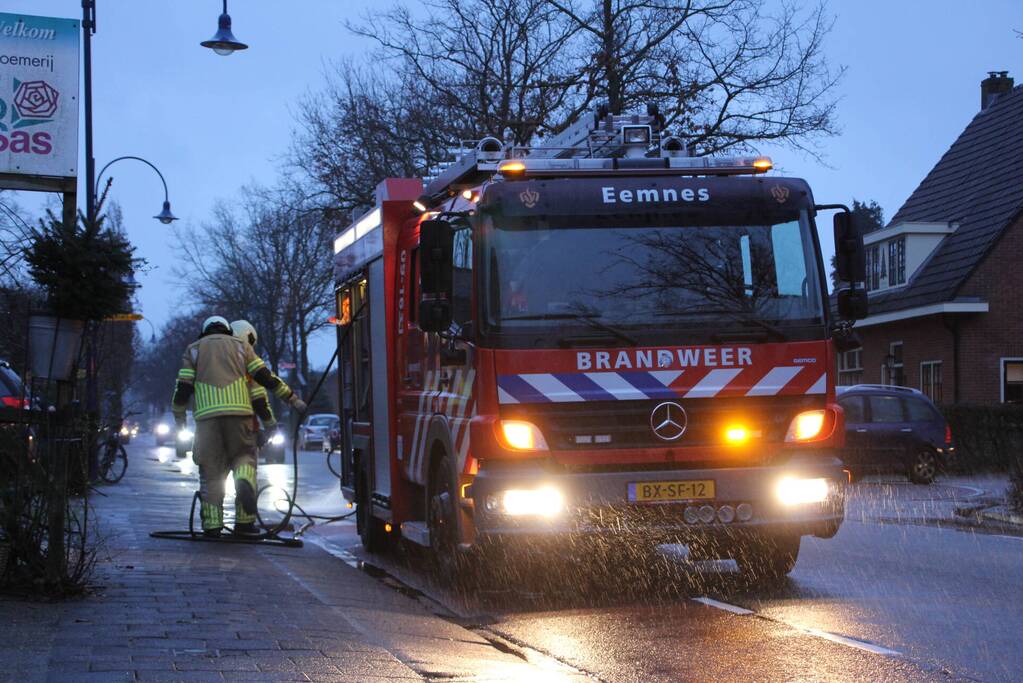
(920, 361), (942, 403)
(888, 237), (906, 286)
(882, 342), (904, 386)
(838, 347), (863, 386)
(1003, 359), (1023, 404)
(866, 245), (880, 291)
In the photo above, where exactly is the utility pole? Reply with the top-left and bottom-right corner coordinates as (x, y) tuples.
(82, 0), (99, 480)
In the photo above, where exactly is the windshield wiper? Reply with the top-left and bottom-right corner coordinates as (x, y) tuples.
(655, 309), (789, 342)
(501, 313), (639, 347)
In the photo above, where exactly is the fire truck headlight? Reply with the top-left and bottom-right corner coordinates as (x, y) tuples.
(498, 487), (564, 517)
(775, 477), (830, 506)
(499, 420), (549, 451)
(785, 410), (826, 442)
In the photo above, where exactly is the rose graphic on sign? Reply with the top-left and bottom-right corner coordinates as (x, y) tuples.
(14, 80), (59, 119)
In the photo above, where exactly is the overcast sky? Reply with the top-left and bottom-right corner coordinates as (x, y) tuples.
(3, 0), (1021, 367)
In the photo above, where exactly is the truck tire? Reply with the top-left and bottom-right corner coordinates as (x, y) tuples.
(735, 532), (800, 584)
(357, 464), (388, 553)
(428, 452), (463, 580)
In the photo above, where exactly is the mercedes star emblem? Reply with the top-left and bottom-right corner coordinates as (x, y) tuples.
(650, 401), (687, 441)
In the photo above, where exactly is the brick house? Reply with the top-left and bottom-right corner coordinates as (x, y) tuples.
(838, 72), (1023, 405)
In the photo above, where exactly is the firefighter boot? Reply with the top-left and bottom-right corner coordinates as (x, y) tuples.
(235, 464), (258, 517)
(200, 499), (224, 538)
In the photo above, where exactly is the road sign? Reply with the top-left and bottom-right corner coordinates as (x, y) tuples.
(0, 12), (80, 179)
(105, 313), (143, 321)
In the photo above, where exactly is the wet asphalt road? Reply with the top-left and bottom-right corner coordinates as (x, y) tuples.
(150, 439), (1023, 682)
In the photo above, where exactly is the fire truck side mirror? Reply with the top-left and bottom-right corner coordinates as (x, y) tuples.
(420, 219), (454, 297)
(419, 219), (454, 332)
(836, 287), (868, 321)
(833, 212), (866, 284)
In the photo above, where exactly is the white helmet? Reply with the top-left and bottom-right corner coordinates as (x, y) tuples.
(231, 319), (258, 347)
(202, 315), (230, 335)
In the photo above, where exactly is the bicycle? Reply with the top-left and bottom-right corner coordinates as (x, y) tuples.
(96, 412), (137, 484)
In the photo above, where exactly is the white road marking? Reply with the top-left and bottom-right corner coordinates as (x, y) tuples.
(693, 597), (902, 657)
(796, 627), (902, 657)
(692, 597), (753, 615)
(955, 484), (985, 497)
(992, 534), (1023, 541)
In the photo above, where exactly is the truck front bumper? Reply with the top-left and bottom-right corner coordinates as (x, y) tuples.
(470, 455), (845, 541)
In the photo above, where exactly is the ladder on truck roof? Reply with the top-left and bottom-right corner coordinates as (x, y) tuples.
(420, 106), (771, 205)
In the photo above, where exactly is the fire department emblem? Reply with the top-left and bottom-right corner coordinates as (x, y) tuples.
(770, 184), (790, 204)
(650, 401), (687, 441)
(519, 188), (540, 208)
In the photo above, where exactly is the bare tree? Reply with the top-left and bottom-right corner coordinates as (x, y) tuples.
(175, 185), (335, 380)
(134, 310), (208, 413)
(347, 0), (583, 144)
(290, 61), (455, 215)
(544, 0), (842, 155)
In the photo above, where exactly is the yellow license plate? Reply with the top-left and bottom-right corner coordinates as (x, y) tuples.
(628, 480), (715, 503)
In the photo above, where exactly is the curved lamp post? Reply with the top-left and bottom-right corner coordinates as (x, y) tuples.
(95, 156), (178, 225)
(201, 0), (248, 56)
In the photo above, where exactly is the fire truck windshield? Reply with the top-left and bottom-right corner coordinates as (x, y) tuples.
(481, 211), (825, 344)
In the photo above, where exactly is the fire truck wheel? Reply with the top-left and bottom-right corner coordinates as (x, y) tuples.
(428, 453), (463, 580)
(734, 532), (800, 584)
(357, 465), (388, 553)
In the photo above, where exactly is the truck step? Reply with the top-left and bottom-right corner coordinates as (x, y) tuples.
(400, 521), (430, 547)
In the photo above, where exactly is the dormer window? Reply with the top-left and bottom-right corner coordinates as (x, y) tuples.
(863, 222), (956, 293)
(888, 237), (906, 286)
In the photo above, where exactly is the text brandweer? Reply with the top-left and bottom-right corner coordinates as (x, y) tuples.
(576, 347), (752, 371)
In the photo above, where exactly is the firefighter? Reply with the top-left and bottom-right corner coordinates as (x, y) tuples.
(172, 316), (307, 537)
(229, 319), (302, 531)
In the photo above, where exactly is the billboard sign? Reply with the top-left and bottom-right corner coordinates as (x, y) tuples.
(0, 12), (79, 179)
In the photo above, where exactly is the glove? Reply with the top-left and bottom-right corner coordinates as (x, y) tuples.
(289, 395), (307, 414)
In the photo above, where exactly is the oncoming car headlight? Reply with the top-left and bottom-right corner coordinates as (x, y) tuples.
(269, 432), (285, 446)
(155, 423), (170, 436)
(177, 428), (194, 442)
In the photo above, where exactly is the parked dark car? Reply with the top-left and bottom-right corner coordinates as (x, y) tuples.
(836, 384), (954, 484)
(0, 361), (35, 412)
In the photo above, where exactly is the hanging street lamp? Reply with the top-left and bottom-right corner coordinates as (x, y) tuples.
(200, 0), (248, 56)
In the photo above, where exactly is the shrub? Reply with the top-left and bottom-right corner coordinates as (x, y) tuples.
(940, 404), (1023, 479)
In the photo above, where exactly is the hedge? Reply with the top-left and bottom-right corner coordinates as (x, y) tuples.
(940, 404), (1023, 474)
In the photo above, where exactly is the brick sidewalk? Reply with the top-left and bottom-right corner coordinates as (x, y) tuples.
(0, 442), (576, 682)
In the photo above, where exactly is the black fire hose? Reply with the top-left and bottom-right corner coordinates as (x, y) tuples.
(151, 311), (361, 547)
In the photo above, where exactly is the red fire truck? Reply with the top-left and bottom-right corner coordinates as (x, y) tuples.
(332, 109), (867, 581)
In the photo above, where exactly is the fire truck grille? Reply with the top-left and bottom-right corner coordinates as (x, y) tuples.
(501, 395), (821, 450)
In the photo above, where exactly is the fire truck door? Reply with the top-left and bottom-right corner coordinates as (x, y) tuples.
(368, 258), (392, 498)
(397, 248), (436, 486)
